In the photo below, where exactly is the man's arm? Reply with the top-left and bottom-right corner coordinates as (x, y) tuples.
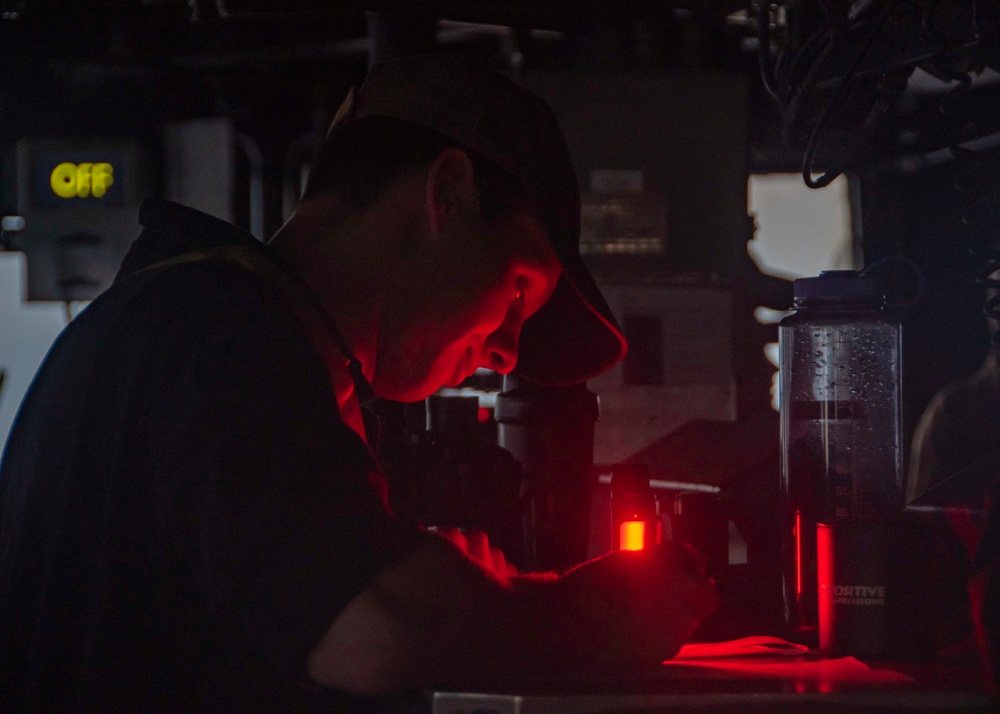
(306, 535), (718, 694)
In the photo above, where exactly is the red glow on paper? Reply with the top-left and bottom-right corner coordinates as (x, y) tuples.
(817, 523), (835, 653)
(477, 407), (490, 423)
(620, 521), (646, 551)
(794, 510), (803, 599)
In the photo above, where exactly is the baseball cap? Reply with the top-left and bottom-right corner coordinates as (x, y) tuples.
(324, 54), (627, 386)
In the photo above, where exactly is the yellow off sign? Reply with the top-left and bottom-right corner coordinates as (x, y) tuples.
(50, 162), (115, 199)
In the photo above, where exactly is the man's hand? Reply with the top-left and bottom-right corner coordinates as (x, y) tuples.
(425, 528), (719, 668)
(308, 535), (718, 693)
(556, 542), (720, 666)
(427, 526), (519, 583)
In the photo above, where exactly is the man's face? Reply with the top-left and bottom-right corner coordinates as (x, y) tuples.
(372, 206), (562, 402)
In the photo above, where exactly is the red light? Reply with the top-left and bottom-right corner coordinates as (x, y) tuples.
(817, 523), (835, 653)
(795, 510), (803, 599)
(477, 407), (490, 423)
(620, 520), (646, 551)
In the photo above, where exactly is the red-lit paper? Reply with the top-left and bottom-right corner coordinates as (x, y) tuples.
(666, 637), (913, 684)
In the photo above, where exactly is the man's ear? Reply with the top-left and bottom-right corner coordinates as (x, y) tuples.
(425, 148), (478, 236)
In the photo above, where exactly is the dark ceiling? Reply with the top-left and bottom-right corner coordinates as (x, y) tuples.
(2, 1), (1000, 186)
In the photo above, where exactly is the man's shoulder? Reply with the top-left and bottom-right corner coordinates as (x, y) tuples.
(116, 198), (261, 283)
(100, 199), (302, 338)
(78, 248), (290, 354)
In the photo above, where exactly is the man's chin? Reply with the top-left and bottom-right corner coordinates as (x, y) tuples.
(371, 362), (469, 402)
(371, 380), (439, 404)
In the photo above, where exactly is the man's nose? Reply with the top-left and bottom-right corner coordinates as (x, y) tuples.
(484, 324), (519, 374)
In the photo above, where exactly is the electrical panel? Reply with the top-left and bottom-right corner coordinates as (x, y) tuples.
(13, 138), (147, 302)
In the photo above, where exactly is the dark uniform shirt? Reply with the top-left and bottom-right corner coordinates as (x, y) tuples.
(908, 351), (1000, 503)
(0, 200), (422, 712)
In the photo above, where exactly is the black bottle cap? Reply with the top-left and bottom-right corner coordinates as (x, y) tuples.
(793, 270), (877, 303)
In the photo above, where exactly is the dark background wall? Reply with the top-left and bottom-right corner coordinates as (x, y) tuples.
(2, 2), (999, 465)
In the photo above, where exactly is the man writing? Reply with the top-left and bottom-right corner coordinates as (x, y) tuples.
(0, 55), (717, 712)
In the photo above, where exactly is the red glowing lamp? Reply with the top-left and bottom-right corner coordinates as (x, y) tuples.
(619, 520), (647, 551)
(610, 463), (660, 551)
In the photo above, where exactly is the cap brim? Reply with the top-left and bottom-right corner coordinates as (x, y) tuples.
(515, 253), (627, 387)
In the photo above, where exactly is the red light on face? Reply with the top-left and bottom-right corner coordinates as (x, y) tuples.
(620, 520), (646, 551)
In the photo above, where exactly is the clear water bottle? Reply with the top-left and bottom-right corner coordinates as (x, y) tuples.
(779, 270), (903, 638)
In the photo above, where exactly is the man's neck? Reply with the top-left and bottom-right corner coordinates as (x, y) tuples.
(267, 202), (388, 392)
